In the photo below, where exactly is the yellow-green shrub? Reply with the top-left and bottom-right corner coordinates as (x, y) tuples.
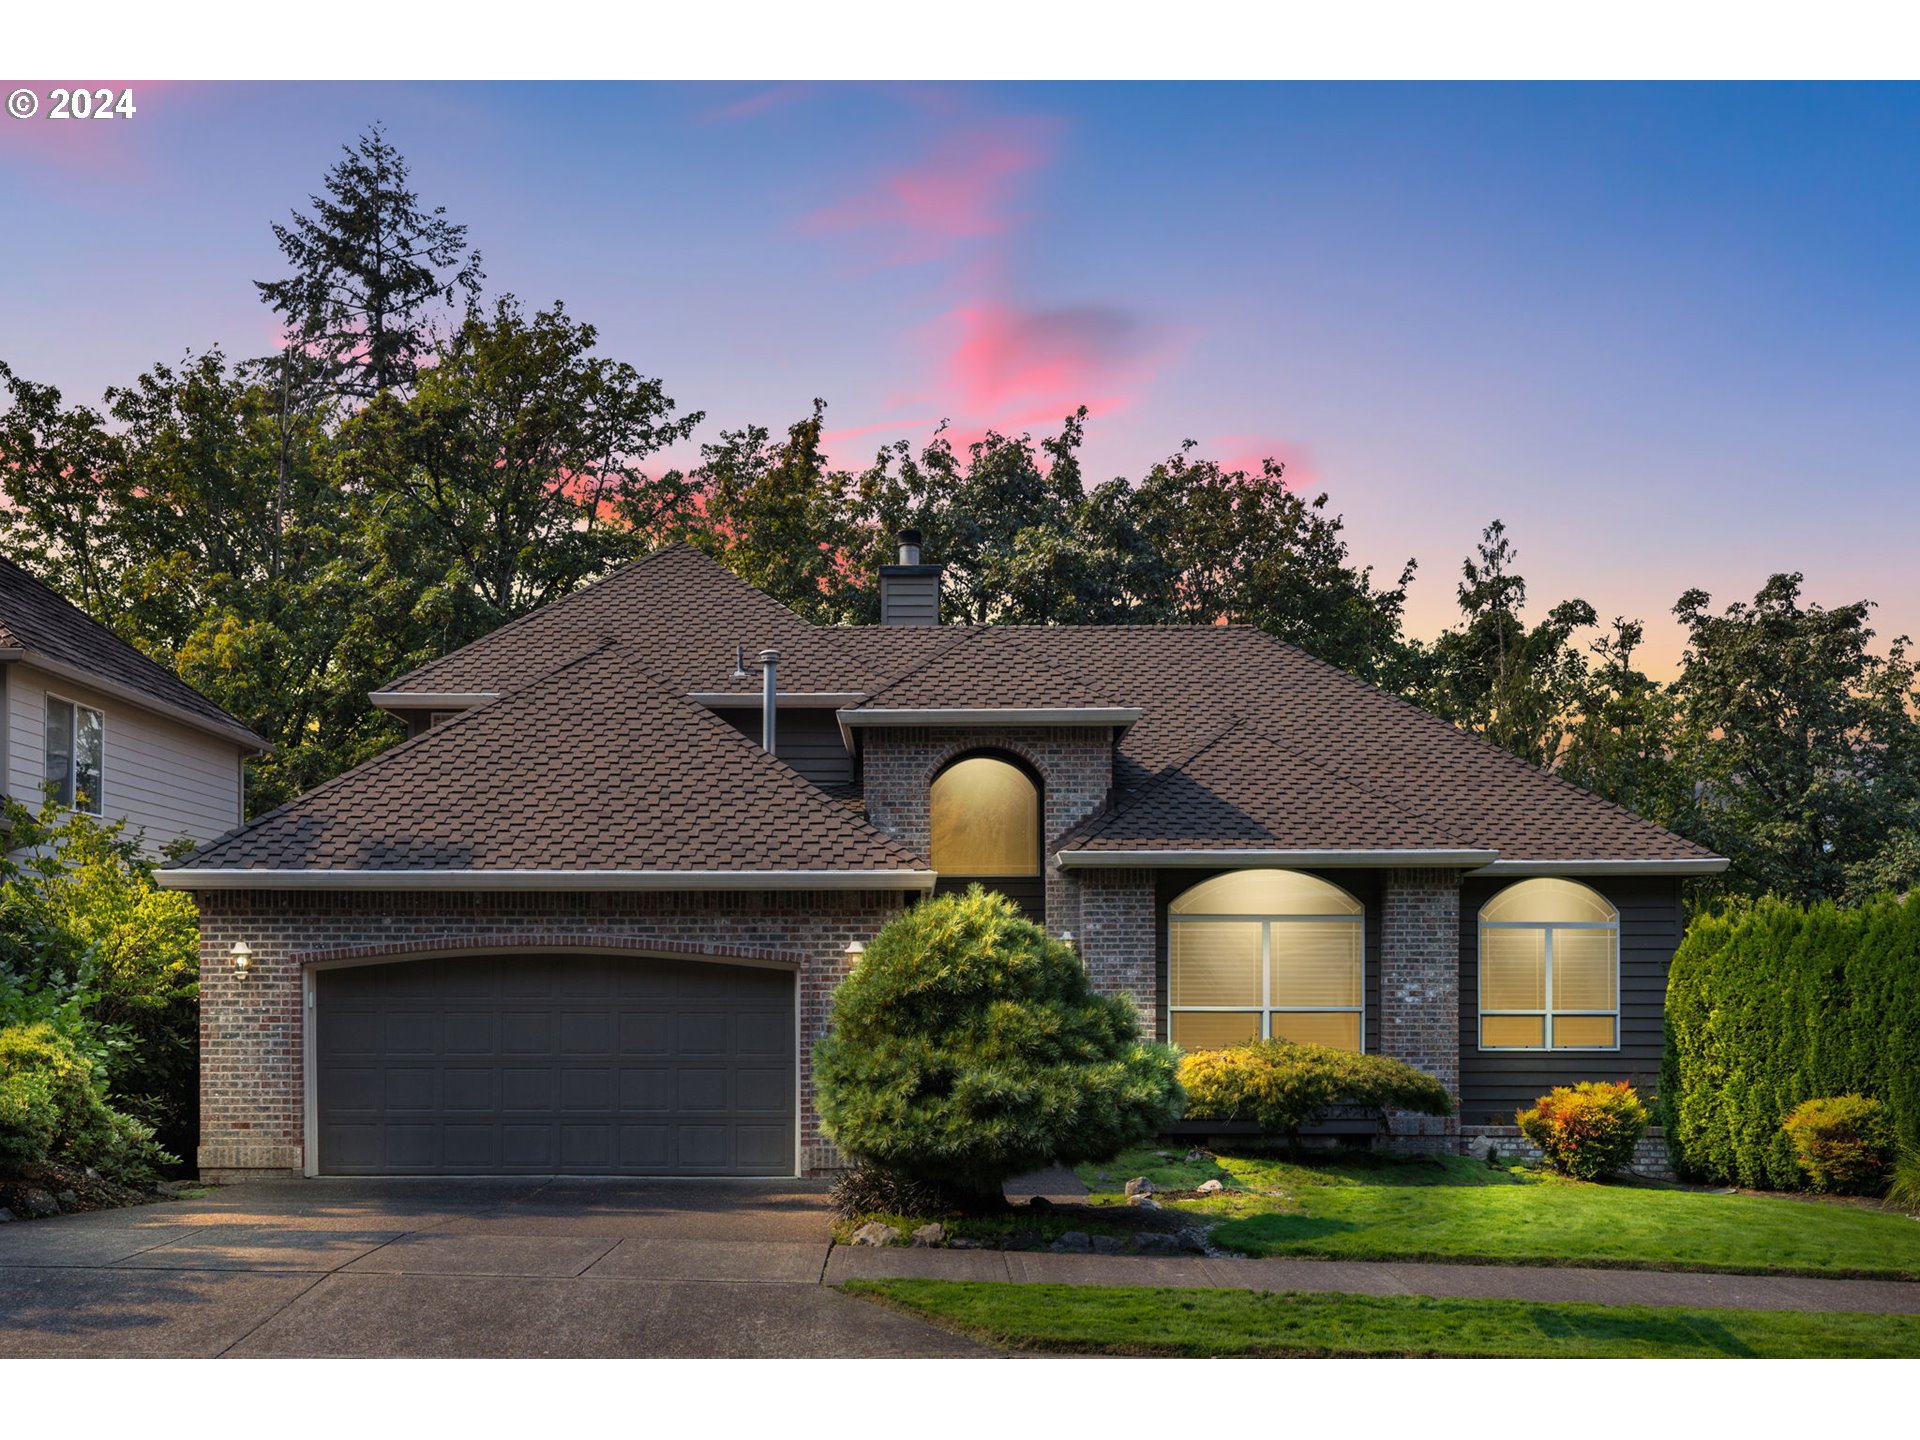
(1178, 1039), (1451, 1140)
(0, 1021), (172, 1183)
(1517, 1081), (1648, 1180)
(1781, 1095), (1893, 1195)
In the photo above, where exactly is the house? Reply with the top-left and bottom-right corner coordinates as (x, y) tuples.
(159, 539), (1725, 1180)
(0, 556), (267, 855)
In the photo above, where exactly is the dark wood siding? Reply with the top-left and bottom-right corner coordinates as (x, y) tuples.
(716, 706), (853, 791)
(937, 874), (1045, 924)
(1457, 874), (1681, 1126)
(1154, 867), (1384, 1052)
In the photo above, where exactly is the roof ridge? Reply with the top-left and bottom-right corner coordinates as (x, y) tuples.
(857, 626), (993, 704)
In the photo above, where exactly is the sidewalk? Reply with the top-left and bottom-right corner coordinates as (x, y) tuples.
(826, 1244), (1920, 1315)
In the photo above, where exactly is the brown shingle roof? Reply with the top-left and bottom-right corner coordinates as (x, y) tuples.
(178, 643), (927, 875)
(0, 556), (264, 747)
(853, 627), (1127, 710)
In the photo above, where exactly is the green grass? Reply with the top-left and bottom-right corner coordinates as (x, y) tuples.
(1075, 1147), (1920, 1279)
(845, 1278), (1920, 1358)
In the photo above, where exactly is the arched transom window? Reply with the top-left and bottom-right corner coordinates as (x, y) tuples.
(929, 754), (1039, 877)
(1479, 879), (1619, 1050)
(1168, 869), (1364, 1052)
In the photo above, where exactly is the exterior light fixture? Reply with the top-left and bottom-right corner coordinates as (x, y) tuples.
(844, 940), (867, 958)
(230, 940), (254, 978)
(1058, 930), (1075, 946)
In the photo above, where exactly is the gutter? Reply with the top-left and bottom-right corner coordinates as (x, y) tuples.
(155, 866), (938, 892)
(368, 690), (499, 712)
(1056, 847), (1501, 869)
(2, 649), (270, 752)
(1467, 857), (1729, 877)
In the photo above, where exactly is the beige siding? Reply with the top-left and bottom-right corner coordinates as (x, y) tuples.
(6, 662), (245, 854)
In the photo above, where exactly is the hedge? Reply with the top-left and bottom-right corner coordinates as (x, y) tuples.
(1661, 892), (1920, 1188)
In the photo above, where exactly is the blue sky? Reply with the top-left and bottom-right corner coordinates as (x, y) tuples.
(2, 80), (1914, 667)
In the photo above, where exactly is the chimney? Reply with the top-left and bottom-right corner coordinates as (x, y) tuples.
(879, 528), (942, 626)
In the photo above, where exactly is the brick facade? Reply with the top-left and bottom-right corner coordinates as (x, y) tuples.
(858, 724), (1116, 934)
(1378, 868), (1463, 1136)
(193, 887), (911, 1180)
(1067, 867), (1160, 1038)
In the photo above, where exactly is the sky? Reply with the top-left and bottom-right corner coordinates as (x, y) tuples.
(1, 80), (1915, 671)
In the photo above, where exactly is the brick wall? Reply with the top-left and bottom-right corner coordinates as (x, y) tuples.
(1378, 868), (1463, 1136)
(1068, 867), (1159, 1038)
(1459, 1123), (1676, 1181)
(858, 724), (1115, 934)
(193, 887), (911, 1180)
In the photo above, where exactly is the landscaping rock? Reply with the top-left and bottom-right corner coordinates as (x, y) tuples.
(56, 1189), (79, 1209)
(0, 1208), (14, 1223)
(910, 1222), (946, 1248)
(950, 1236), (984, 1249)
(1194, 1178), (1225, 1194)
(1123, 1176), (1154, 1198)
(1002, 1227), (1042, 1250)
(849, 1221), (900, 1248)
(1091, 1234), (1124, 1255)
(1049, 1230), (1093, 1253)
(1132, 1232), (1182, 1253)
(20, 1189), (58, 1219)
(1128, 1195), (1160, 1210)
(1184, 1149), (1206, 1162)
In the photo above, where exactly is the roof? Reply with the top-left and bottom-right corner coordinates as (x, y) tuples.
(165, 643), (929, 884)
(170, 542), (1722, 882)
(0, 556), (266, 749)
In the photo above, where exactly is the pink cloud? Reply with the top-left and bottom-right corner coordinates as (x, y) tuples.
(801, 116), (1060, 266)
(1211, 432), (1321, 490)
(698, 83), (816, 124)
(0, 81), (186, 179)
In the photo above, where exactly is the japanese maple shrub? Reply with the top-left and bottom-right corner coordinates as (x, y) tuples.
(1517, 1081), (1649, 1181)
(813, 886), (1181, 1210)
(1781, 1096), (1894, 1195)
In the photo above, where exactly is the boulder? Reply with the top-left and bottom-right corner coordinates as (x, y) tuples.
(1194, 1178), (1225, 1195)
(1091, 1234), (1124, 1255)
(910, 1222), (946, 1248)
(1132, 1232), (1182, 1253)
(0, 1208), (14, 1223)
(1128, 1195), (1160, 1210)
(1002, 1227), (1043, 1250)
(849, 1221), (900, 1247)
(1184, 1149), (1207, 1163)
(1049, 1230), (1094, 1253)
(1123, 1176), (1154, 1198)
(20, 1189), (58, 1219)
(56, 1189), (79, 1208)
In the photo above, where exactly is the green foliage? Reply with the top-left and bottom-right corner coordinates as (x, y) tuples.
(1516, 1081), (1649, 1181)
(0, 798), (201, 1159)
(1661, 892), (1920, 1188)
(1781, 1096), (1894, 1195)
(0, 1021), (173, 1183)
(1177, 1039), (1452, 1140)
(813, 887), (1181, 1202)
(1885, 1145), (1920, 1217)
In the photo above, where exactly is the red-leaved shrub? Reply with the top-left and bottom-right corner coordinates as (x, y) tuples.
(1516, 1081), (1648, 1181)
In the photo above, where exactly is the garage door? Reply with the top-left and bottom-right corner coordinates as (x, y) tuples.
(314, 953), (795, 1176)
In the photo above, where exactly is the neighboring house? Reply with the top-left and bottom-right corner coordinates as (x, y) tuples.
(0, 557), (267, 855)
(161, 539), (1725, 1181)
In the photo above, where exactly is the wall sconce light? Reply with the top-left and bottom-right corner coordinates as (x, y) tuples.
(230, 940), (253, 978)
(1058, 930), (1075, 948)
(844, 939), (867, 958)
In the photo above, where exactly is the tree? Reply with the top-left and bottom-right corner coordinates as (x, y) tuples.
(344, 296), (704, 641)
(256, 125), (484, 402)
(813, 887), (1180, 1209)
(1669, 573), (1920, 907)
(0, 364), (126, 615)
(1558, 617), (1685, 827)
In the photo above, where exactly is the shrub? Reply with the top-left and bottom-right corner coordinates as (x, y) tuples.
(1781, 1096), (1894, 1195)
(1885, 1145), (1920, 1217)
(829, 1164), (949, 1221)
(813, 886), (1181, 1208)
(1516, 1081), (1649, 1181)
(0, 1021), (173, 1184)
(1662, 892), (1920, 1189)
(1178, 1039), (1452, 1144)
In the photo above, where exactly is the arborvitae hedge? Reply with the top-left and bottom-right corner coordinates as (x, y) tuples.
(1661, 892), (1920, 1188)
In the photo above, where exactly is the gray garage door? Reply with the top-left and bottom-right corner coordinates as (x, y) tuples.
(314, 953), (795, 1176)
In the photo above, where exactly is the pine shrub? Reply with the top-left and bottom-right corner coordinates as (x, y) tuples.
(1179, 1039), (1452, 1143)
(813, 887), (1181, 1208)
(1516, 1081), (1649, 1180)
(1662, 893), (1920, 1188)
(1781, 1096), (1894, 1195)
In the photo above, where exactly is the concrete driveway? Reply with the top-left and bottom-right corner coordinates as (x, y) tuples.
(0, 1178), (994, 1358)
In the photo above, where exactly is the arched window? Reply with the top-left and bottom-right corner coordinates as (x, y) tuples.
(1168, 869), (1364, 1052)
(929, 754), (1040, 877)
(1479, 879), (1619, 1050)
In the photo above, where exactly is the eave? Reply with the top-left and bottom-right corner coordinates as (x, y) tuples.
(1467, 857), (1729, 877)
(1, 648), (270, 752)
(156, 867), (937, 892)
(1056, 847), (1501, 869)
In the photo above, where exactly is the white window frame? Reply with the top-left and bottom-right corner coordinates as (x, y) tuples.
(1478, 909), (1621, 1053)
(1167, 907), (1367, 1051)
(44, 692), (106, 817)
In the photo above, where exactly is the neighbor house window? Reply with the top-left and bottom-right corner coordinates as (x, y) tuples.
(45, 696), (105, 816)
(1479, 878), (1619, 1050)
(1168, 869), (1364, 1052)
(929, 754), (1040, 877)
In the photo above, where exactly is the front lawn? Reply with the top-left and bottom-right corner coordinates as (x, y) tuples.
(844, 1279), (1920, 1358)
(1076, 1148), (1920, 1279)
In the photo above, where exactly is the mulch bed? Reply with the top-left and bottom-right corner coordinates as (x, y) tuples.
(0, 1160), (166, 1221)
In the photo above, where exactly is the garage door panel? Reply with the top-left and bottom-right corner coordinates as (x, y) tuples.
(316, 954), (795, 1176)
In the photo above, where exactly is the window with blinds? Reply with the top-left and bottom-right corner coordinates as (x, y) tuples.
(1479, 879), (1619, 1050)
(1168, 869), (1364, 1052)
